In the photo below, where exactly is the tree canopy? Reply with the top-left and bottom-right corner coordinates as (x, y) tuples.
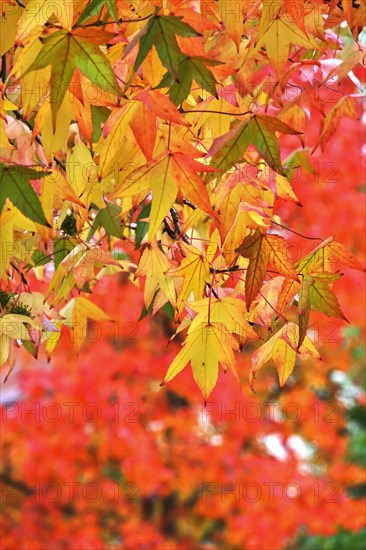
(0, 0), (365, 400)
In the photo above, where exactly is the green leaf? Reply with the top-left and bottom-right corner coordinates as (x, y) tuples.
(91, 201), (123, 238)
(0, 164), (50, 226)
(248, 117), (285, 176)
(77, 0), (105, 24)
(105, 0), (118, 21)
(53, 238), (78, 269)
(91, 106), (110, 143)
(309, 276), (348, 321)
(164, 56), (219, 106)
(125, 12), (200, 80)
(135, 203), (151, 248)
(298, 275), (313, 348)
(207, 115), (289, 175)
(208, 119), (253, 172)
(23, 30), (119, 127)
(22, 339), (38, 359)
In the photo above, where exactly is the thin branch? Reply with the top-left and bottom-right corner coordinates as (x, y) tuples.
(210, 265), (241, 274)
(271, 220), (323, 241)
(75, 13), (152, 29)
(163, 208), (190, 244)
(1, 54), (6, 83)
(182, 198), (196, 210)
(206, 282), (218, 299)
(181, 109), (253, 117)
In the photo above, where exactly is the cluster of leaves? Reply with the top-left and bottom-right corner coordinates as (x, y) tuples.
(0, 0), (365, 398)
(1, 272), (365, 549)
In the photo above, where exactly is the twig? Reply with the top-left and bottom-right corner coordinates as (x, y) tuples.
(75, 13), (153, 29)
(163, 208), (190, 244)
(271, 220), (323, 241)
(181, 109), (253, 117)
(182, 198), (196, 210)
(1, 54), (6, 83)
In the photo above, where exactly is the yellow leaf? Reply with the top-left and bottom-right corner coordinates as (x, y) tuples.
(0, 2), (22, 56)
(168, 243), (210, 314)
(36, 96), (72, 163)
(16, 0), (74, 43)
(96, 103), (140, 179)
(264, 234), (298, 280)
(218, 0), (245, 51)
(250, 322), (320, 389)
(187, 296), (257, 342)
(60, 297), (111, 352)
(135, 242), (176, 309)
(0, 314), (35, 342)
(118, 153), (178, 241)
(272, 337), (296, 387)
(251, 11), (319, 76)
(0, 206), (36, 278)
(44, 319), (62, 358)
(163, 322), (239, 400)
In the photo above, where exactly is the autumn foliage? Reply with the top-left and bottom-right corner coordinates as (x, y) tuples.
(0, 0), (366, 548)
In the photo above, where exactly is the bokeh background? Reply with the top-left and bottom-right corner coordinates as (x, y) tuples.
(1, 114), (365, 549)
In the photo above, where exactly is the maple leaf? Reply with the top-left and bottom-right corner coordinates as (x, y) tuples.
(264, 234), (298, 278)
(16, 0), (74, 43)
(117, 152), (214, 241)
(251, 8), (319, 76)
(124, 10), (201, 81)
(186, 296), (257, 343)
(236, 229), (298, 308)
(59, 296), (111, 351)
(314, 96), (359, 152)
(1, 0), (364, 392)
(0, 314), (36, 367)
(135, 242), (176, 310)
(162, 322), (239, 401)
(22, 29), (120, 127)
(250, 322), (320, 389)
(72, 248), (121, 290)
(296, 237), (366, 275)
(218, 0), (245, 51)
(262, 168), (302, 206)
(159, 56), (221, 106)
(206, 115), (301, 175)
(77, 0), (118, 25)
(89, 202), (123, 239)
(308, 272), (348, 321)
(0, 206), (37, 278)
(0, 164), (50, 226)
(168, 243), (211, 315)
(250, 276), (286, 328)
